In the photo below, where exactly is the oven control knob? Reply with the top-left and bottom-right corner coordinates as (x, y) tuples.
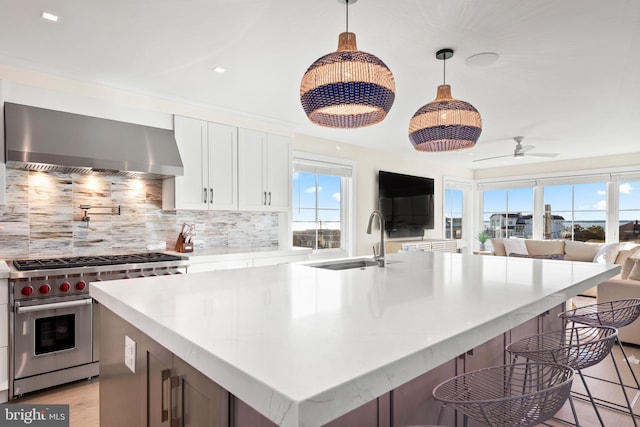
(21, 286), (34, 296)
(39, 284), (51, 294)
(60, 282), (71, 292)
(75, 280), (87, 291)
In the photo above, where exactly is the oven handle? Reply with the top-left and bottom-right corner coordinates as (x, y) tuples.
(15, 298), (92, 314)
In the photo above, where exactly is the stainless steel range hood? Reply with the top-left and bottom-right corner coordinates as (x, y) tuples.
(4, 102), (183, 178)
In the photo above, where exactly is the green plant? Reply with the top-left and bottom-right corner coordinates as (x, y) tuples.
(476, 231), (489, 244)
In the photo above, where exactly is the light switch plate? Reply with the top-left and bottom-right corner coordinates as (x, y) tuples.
(124, 335), (136, 373)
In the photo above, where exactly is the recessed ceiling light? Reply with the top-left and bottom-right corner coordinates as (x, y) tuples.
(465, 52), (500, 67)
(41, 11), (59, 22)
(212, 66), (226, 73)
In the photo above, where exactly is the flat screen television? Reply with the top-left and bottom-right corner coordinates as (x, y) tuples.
(378, 170), (434, 238)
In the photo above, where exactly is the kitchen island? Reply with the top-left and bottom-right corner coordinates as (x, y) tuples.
(90, 251), (619, 427)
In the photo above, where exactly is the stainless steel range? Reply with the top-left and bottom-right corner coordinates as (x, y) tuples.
(9, 252), (188, 399)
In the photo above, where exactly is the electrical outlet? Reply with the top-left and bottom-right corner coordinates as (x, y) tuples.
(125, 335), (136, 373)
(195, 223), (206, 232)
(255, 223), (265, 230)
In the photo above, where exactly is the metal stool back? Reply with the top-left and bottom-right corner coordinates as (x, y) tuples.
(558, 298), (640, 426)
(432, 362), (574, 427)
(559, 298), (640, 329)
(506, 326), (618, 426)
(506, 326), (617, 369)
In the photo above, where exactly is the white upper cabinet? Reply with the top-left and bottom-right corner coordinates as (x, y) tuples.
(207, 122), (238, 210)
(238, 129), (291, 212)
(164, 116), (237, 210)
(265, 133), (292, 210)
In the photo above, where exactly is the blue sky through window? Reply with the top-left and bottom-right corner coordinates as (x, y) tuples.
(292, 171), (341, 230)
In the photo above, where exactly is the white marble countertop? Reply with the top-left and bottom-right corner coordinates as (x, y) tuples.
(165, 246), (312, 263)
(90, 252), (619, 427)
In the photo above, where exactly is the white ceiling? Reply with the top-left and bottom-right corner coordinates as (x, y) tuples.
(1, 0), (639, 170)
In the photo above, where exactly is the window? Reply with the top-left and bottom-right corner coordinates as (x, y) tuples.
(478, 172), (640, 244)
(444, 189), (462, 239)
(619, 181), (640, 242)
(482, 188), (533, 238)
(543, 182), (606, 241)
(292, 154), (354, 254)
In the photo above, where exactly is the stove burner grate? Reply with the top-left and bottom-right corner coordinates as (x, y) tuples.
(12, 252), (183, 271)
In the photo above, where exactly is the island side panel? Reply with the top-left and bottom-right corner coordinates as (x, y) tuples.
(99, 304), (148, 427)
(98, 305), (229, 427)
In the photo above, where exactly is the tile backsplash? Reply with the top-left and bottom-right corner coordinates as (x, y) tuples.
(0, 168), (279, 259)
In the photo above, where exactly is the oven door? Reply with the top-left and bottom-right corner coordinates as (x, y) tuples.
(13, 296), (93, 380)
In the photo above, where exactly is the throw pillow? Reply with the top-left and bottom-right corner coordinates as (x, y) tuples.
(628, 260), (640, 281)
(621, 256), (640, 280)
(503, 239), (528, 256)
(593, 242), (620, 264)
(533, 253), (564, 260)
(508, 253), (564, 260)
(615, 244), (640, 264)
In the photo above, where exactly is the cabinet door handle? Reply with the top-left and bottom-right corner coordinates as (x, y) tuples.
(161, 369), (171, 422)
(203, 188), (208, 203)
(263, 191), (267, 206)
(210, 188), (214, 204)
(268, 191), (272, 206)
(170, 375), (183, 427)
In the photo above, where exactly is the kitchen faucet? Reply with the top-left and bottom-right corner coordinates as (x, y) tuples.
(366, 210), (386, 267)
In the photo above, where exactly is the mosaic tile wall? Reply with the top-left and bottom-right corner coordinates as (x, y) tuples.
(0, 168), (279, 259)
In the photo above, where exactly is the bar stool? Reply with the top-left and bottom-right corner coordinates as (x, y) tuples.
(506, 326), (619, 426)
(432, 362), (575, 427)
(558, 298), (640, 423)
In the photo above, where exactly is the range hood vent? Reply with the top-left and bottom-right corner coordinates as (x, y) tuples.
(4, 102), (183, 178)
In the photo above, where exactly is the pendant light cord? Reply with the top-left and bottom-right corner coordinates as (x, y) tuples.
(443, 55), (447, 85)
(345, 0), (349, 33)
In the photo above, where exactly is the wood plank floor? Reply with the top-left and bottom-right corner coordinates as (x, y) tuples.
(7, 378), (99, 427)
(5, 345), (640, 426)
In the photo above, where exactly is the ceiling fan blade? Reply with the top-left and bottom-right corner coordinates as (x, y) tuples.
(519, 145), (535, 154)
(527, 153), (559, 158)
(472, 154), (513, 162)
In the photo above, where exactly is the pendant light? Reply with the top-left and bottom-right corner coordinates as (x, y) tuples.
(408, 48), (482, 152)
(300, 0), (395, 128)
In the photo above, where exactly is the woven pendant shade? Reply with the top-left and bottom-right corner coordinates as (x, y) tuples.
(300, 31), (395, 128)
(409, 85), (482, 151)
(408, 49), (482, 152)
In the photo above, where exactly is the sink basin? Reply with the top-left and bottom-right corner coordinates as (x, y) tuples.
(306, 259), (379, 270)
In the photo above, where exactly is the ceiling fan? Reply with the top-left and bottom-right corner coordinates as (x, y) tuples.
(473, 136), (559, 162)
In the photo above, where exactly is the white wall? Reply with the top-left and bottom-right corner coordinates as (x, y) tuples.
(293, 134), (473, 257)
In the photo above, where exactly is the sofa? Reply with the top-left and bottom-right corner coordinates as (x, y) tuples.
(490, 238), (640, 346)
